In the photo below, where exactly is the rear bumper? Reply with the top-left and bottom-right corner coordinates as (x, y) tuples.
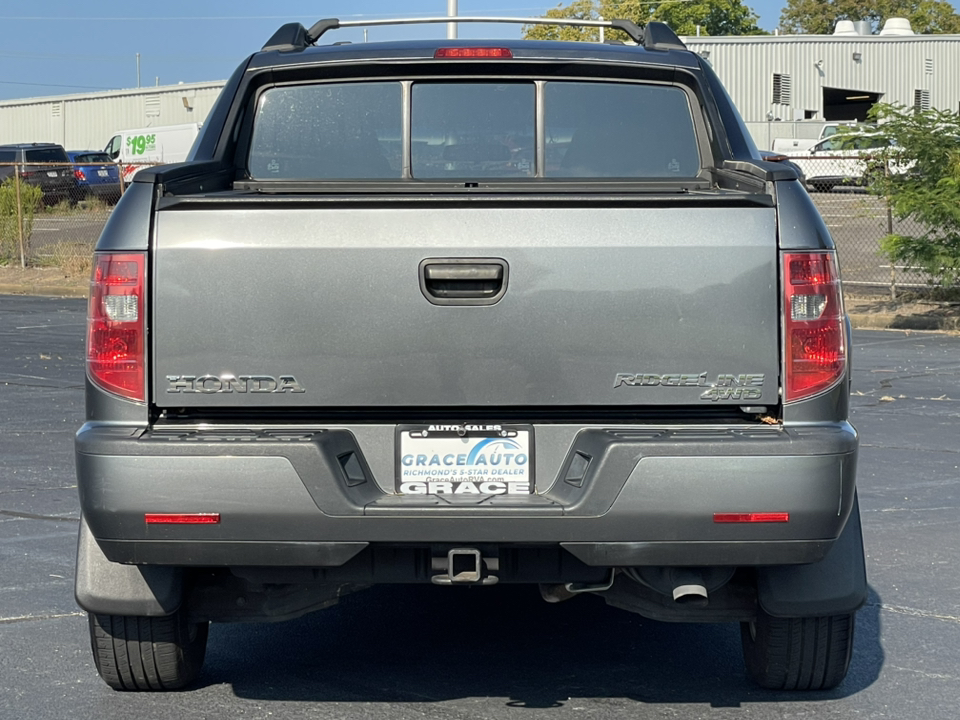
(76, 422), (858, 568)
(81, 182), (121, 198)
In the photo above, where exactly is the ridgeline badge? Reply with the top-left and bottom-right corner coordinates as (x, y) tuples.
(614, 373), (765, 402)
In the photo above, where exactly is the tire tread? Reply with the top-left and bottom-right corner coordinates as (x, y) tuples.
(88, 611), (208, 691)
(741, 612), (854, 690)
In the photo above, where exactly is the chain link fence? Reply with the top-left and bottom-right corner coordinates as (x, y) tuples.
(791, 155), (933, 297)
(0, 161), (161, 276)
(0, 158), (942, 296)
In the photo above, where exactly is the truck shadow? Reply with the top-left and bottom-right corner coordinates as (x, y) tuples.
(209, 583), (884, 708)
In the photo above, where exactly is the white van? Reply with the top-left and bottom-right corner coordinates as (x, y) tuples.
(104, 123), (202, 181)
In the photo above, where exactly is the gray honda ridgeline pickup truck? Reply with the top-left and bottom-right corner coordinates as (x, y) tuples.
(76, 16), (865, 692)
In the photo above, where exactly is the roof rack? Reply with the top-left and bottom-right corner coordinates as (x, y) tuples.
(262, 17), (686, 53)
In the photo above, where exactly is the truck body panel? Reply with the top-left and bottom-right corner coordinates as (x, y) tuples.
(152, 203), (780, 408)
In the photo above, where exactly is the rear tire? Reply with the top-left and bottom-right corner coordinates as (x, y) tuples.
(740, 611), (854, 690)
(88, 610), (208, 691)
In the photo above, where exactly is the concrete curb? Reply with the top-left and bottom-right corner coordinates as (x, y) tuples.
(847, 312), (960, 333)
(0, 284), (86, 299)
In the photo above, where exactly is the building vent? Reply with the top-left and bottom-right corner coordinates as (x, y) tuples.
(145, 94), (161, 117)
(880, 17), (914, 35)
(834, 20), (857, 35)
(773, 74), (792, 105)
(914, 89), (931, 112)
(925, 58), (934, 75)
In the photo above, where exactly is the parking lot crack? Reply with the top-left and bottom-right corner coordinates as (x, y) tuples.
(870, 602), (960, 625)
(1, 381), (84, 390)
(0, 612), (84, 625)
(0, 509), (80, 523)
(860, 443), (960, 454)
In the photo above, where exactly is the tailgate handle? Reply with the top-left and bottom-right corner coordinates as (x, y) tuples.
(420, 259), (508, 306)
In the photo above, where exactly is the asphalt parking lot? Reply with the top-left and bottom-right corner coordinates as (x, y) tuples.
(2, 294), (959, 720)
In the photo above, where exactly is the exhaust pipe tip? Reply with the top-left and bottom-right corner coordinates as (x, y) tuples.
(539, 583), (576, 603)
(672, 583), (709, 605)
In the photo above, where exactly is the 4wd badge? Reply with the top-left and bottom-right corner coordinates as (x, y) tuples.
(613, 373), (765, 402)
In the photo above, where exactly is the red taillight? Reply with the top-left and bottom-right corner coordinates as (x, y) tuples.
(145, 513), (220, 525)
(87, 253), (145, 402)
(783, 252), (846, 403)
(74, 168), (86, 181)
(434, 47), (513, 59)
(714, 512), (790, 523)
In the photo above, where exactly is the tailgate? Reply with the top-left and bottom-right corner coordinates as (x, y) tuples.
(152, 203), (780, 408)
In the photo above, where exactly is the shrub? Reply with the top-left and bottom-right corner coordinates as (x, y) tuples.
(861, 104), (960, 286)
(0, 177), (43, 265)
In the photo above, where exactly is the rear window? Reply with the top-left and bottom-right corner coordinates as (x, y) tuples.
(75, 153), (112, 163)
(249, 82), (402, 179)
(248, 80), (701, 181)
(0, 150), (15, 163)
(545, 83), (699, 177)
(24, 147), (69, 163)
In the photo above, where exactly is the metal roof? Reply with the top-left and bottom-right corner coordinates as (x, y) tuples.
(681, 33), (960, 44)
(0, 80), (227, 109)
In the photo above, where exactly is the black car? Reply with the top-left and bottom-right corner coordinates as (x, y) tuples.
(0, 143), (77, 205)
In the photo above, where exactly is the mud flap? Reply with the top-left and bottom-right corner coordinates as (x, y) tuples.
(75, 515), (183, 616)
(757, 493), (867, 618)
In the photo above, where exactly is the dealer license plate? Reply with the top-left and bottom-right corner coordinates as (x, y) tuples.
(396, 424), (533, 496)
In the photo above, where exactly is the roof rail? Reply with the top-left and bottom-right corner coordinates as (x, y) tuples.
(261, 17), (686, 53)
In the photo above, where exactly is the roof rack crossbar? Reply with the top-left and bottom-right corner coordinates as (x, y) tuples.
(260, 16), (686, 52)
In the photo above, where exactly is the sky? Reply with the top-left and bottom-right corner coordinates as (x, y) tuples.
(0, 0), (955, 102)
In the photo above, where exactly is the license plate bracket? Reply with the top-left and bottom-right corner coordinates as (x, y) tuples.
(396, 423), (534, 496)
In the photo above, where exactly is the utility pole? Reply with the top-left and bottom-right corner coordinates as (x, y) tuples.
(136, 53), (141, 88)
(447, 0), (458, 39)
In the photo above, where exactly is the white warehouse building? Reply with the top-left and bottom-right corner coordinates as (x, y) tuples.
(684, 23), (960, 150)
(0, 81), (225, 152)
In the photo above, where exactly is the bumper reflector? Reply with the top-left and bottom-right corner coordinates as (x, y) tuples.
(714, 512), (789, 524)
(145, 513), (221, 525)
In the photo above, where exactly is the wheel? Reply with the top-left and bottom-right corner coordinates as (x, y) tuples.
(740, 611), (854, 690)
(88, 609), (209, 691)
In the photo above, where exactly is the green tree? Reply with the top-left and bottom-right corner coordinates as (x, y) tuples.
(523, 0), (601, 41)
(779, 0), (960, 35)
(652, 0), (768, 35)
(855, 104), (960, 286)
(523, 0), (766, 40)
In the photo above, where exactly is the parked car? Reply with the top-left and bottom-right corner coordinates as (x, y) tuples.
(0, 143), (76, 205)
(67, 151), (122, 203)
(76, 15), (865, 694)
(783, 134), (892, 192)
(770, 121), (861, 154)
